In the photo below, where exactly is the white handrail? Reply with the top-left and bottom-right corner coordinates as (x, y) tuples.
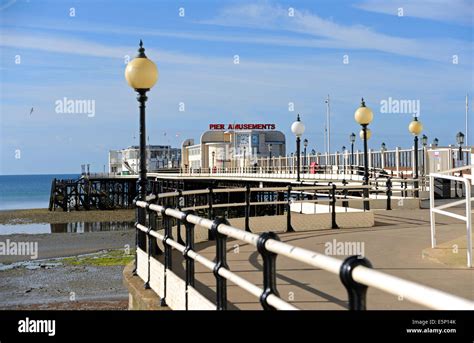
(137, 200), (474, 310)
(429, 171), (472, 268)
(136, 223), (296, 310)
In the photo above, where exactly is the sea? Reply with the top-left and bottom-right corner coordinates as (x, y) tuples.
(0, 174), (136, 234)
(0, 174), (79, 211)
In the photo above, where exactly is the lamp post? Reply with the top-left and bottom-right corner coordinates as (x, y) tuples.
(432, 138), (439, 148)
(354, 98), (373, 210)
(342, 146), (346, 174)
(349, 132), (356, 173)
(456, 132), (465, 161)
(408, 116), (423, 197)
(125, 40), (158, 276)
(359, 128), (372, 172)
(303, 138), (308, 173)
(243, 146), (247, 170)
(359, 128), (372, 140)
(291, 114), (306, 182)
(212, 151), (216, 171)
(380, 142), (386, 170)
(421, 134), (428, 177)
(456, 132), (465, 197)
(421, 134), (428, 191)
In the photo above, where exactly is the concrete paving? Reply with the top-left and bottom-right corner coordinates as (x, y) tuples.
(167, 208), (473, 310)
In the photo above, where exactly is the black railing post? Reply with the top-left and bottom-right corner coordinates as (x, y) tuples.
(245, 183), (251, 232)
(208, 187), (215, 241)
(331, 184), (339, 229)
(149, 201), (163, 256)
(133, 221), (139, 276)
(386, 177), (392, 210)
(299, 190), (303, 214)
(339, 255), (373, 310)
(342, 179), (348, 208)
(132, 197), (140, 276)
(160, 207), (172, 307)
(286, 185), (294, 232)
(144, 225), (152, 289)
(257, 232), (280, 310)
(176, 190), (185, 245)
(182, 210), (195, 310)
(144, 204), (152, 289)
(211, 217), (230, 310)
(151, 196), (164, 257)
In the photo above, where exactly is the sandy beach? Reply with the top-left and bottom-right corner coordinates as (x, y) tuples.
(0, 208), (135, 310)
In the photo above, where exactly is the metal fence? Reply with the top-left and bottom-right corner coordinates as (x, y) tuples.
(187, 147), (471, 179)
(430, 165), (473, 267)
(132, 186), (474, 310)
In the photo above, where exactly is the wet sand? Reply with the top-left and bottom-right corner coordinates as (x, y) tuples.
(0, 231), (134, 310)
(0, 209), (135, 310)
(0, 264), (129, 310)
(0, 208), (135, 225)
(0, 231), (135, 263)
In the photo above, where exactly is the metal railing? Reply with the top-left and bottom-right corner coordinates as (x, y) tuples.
(152, 184), (372, 231)
(189, 146), (472, 179)
(429, 165), (473, 267)
(151, 175), (421, 203)
(180, 164), (389, 181)
(133, 189), (474, 310)
(150, 169), (422, 203)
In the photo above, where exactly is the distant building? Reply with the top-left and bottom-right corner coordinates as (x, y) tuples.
(109, 145), (181, 174)
(181, 124), (286, 170)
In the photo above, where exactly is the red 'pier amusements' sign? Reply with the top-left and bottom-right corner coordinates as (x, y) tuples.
(209, 124), (276, 130)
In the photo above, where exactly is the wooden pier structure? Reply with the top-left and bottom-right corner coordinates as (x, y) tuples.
(48, 175), (138, 211)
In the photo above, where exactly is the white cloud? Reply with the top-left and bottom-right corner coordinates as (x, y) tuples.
(2, 8), (471, 65)
(0, 19), (374, 55)
(0, 31), (220, 66)
(0, 0), (17, 11)
(355, 0), (473, 26)
(199, 3), (472, 63)
(0, 30), (362, 74)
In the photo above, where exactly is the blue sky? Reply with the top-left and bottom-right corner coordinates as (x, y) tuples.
(0, 0), (473, 174)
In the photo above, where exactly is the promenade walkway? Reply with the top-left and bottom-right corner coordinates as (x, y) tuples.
(166, 208), (473, 309)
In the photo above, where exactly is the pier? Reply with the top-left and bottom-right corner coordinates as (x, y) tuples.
(49, 145), (472, 213)
(48, 175), (138, 211)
